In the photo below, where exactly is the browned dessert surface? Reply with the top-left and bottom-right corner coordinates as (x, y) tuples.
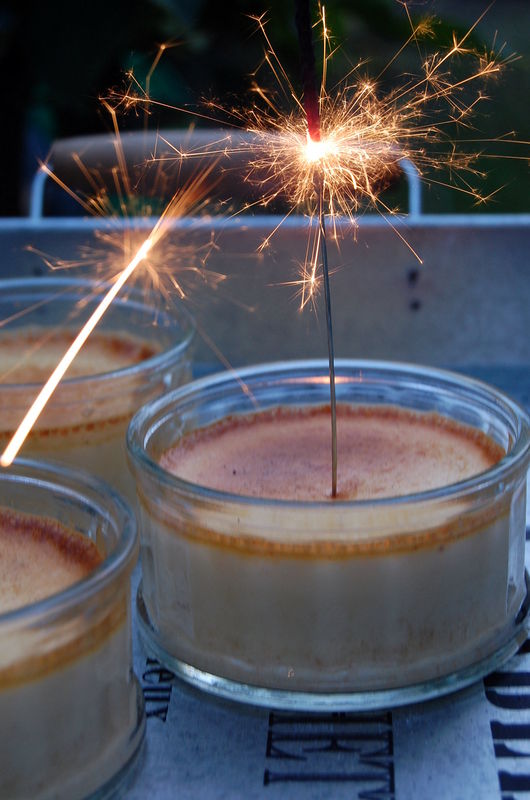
(161, 405), (504, 501)
(0, 328), (157, 384)
(0, 508), (103, 614)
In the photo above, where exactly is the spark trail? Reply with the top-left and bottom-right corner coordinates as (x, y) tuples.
(1, 166), (216, 467)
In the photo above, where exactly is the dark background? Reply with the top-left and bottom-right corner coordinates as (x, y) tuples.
(1, 0), (528, 216)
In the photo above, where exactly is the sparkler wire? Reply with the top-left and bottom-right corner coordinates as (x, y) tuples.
(295, 0), (338, 496)
(317, 178), (337, 496)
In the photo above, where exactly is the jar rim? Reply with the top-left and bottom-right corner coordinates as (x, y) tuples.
(127, 358), (530, 511)
(0, 277), (195, 390)
(0, 458), (137, 626)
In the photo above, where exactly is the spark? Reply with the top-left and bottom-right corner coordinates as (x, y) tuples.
(304, 132), (337, 163)
(112, 12), (522, 206)
(235, 6), (516, 292)
(35, 83), (226, 307)
(1, 238), (151, 467)
(1, 164), (217, 467)
(129, 7), (520, 308)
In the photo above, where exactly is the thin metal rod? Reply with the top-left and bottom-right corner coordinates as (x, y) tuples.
(295, 0), (336, 496)
(318, 182), (337, 497)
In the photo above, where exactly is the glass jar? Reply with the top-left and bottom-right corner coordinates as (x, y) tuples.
(127, 360), (530, 710)
(0, 277), (194, 501)
(0, 459), (144, 798)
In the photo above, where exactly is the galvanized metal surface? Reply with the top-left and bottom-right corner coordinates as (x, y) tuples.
(0, 217), (528, 396)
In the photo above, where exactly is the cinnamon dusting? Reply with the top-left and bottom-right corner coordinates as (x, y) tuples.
(161, 404), (505, 502)
(0, 507), (103, 614)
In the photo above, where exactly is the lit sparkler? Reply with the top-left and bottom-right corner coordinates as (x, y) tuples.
(0, 162), (217, 467)
(294, 0), (337, 496)
(139, 2), (516, 496)
(238, 6), (516, 281)
(31, 106), (224, 306)
(118, 6), (520, 307)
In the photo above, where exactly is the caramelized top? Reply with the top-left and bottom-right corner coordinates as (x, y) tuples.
(0, 507), (103, 614)
(161, 405), (505, 501)
(0, 328), (157, 384)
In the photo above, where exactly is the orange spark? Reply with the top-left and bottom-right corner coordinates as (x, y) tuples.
(0, 237), (151, 466)
(131, 6), (520, 309)
(1, 163), (217, 467)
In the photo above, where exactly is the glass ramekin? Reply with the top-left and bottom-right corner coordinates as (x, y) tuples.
(0, 277), (194, 501)
(0, 458), (144, 799)
(127, 360), (530, 711)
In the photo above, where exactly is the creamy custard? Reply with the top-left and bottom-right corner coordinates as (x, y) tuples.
(0, 506), (141, 799)
(0, 507), (102, 614)
(132, 400), (528, 695)
(0, 328), (156, 385)
(0, 327), (187, 501)
(161, 405), (503, 500)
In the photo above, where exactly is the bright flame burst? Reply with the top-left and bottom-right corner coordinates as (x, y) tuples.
(0, 117), (221, 466)
(235, 6), (516, 305)
(30, 100), (225, 305)
(132, 4), (515, 308)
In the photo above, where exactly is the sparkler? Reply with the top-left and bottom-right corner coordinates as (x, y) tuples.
(190, 2), (514, 496)
(295, 0), (337, 496)
(241, 7), (515, 252)
(0, 164), (217, 467)
(126, 8), (519, 314)
(31, 110), (224, 305)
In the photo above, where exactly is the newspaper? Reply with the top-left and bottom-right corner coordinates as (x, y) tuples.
(126, 477), (530, 800)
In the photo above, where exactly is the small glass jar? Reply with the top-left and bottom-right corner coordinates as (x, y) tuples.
(0, 278), (194, 501)
(127, 360), (530, 711)
(0, 459), (144, 799)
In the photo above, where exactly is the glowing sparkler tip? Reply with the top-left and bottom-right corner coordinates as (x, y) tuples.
(304, 132), (336, 163)
(137, 237), (155, 259)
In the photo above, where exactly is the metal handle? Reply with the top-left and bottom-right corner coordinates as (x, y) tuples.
(29, 154), (423, 221)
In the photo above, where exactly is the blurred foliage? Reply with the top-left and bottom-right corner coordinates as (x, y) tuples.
(0, 0), (528, 214)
